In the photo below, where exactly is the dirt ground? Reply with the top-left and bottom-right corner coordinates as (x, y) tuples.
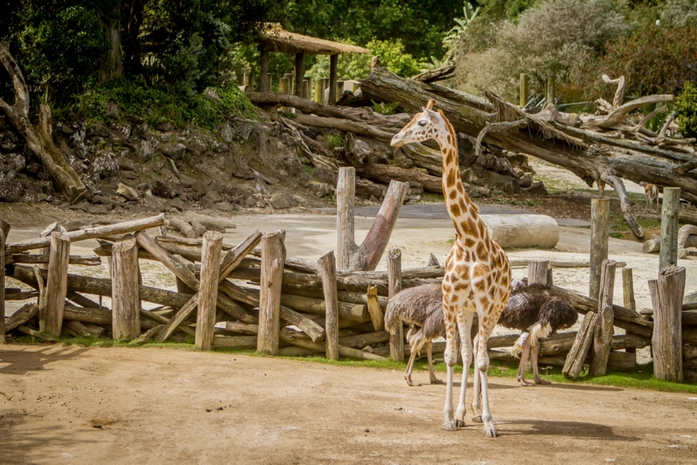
(3, 160), (697, 463)
(2, 344), (697, 464)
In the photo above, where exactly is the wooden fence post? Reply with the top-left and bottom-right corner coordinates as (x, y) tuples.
(520, 73), (529, 107)
(337, 167), (356, 270)
(0, 228), (5, 343)
(329, 54), (338, 104)
(40, 231), (71, 336)
(590, 260), (616, 376)
(589, 198), (610, 300)
(528, 260), (550, 285)
(195, 231), (223, 350)
(318, 251), (339, 360)
(388, 248), (404, 362)
(562, 312), (598, 380)
(257, 230), (286, 355)
(111, 235), (141, 340)
(659, 187), (681, 272)
(546, 75), (556, 105)
(260, 50), (269, 92)
(622, 268), (637, 354)
(649, 266), (685, 382)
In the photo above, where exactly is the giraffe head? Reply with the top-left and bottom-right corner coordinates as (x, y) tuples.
(390, 99), (447, 148)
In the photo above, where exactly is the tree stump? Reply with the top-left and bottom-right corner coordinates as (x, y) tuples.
(195, 231), (223, 350)
(257, 231), (286, 355)
(40, 232), (71, 336)
(590, 260), (617, 376)
(111, 235), (141, 340)
(318, 251), (339, 360)
(649, 266), (685, 382)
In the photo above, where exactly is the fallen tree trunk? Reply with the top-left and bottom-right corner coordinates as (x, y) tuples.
(361, 67), (697, 237)
(0, 42), (86, 202)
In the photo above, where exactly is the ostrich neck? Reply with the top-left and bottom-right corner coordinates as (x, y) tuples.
(436, 132), (487, 241)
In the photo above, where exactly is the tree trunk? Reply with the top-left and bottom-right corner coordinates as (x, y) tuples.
(0, 43), (86, 202)
(361, 68), (697, 236)
(99, 1), (124, 82)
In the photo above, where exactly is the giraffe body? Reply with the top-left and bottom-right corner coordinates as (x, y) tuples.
(391, 101), (511, 437)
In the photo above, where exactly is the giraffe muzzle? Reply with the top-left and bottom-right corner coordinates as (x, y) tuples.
(390, 134), (405, 147)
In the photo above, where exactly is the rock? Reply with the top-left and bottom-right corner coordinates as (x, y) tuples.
(187, 136), (207, 155)
(155, 121), (175, 132)
(355, 178), (387, 199)
(179, 174), (196, 188)
(117, 183), (139, 201)
(69, 201), (90, 212)
(88, 204), (108, 215)
(220, 123), (234, 143)
(202, 190), (223, 204)
(519, 173), (534, 188)
(159, 142), (187, 160)
(92, 151), (119, 178)
(523, 181), (548, 196)
(91, 195), (112, 205)
(132, 139), (157, 163)
(0, 172), (24, 201)
(86, 124), (111, 140)
(165, 197), (187, 212)
(192, 179), (209, 197)
(214, 201), (237, 212)
(309, 181), (334, 198)
(245, 196), (257, 208)
(269, 193), (290, 210)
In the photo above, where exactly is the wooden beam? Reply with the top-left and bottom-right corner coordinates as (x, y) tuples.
(649, 266), (685, 382)
(590, 260), (617, 376)
(589, 198), (610, 300)
(328, 54), (338, 104)
(257, 231), (286, 355)
(388, 248), (404, 362)
(295, 52), (304, 98)
(40, 232), (70, 336)
(111, 235), (141, 340)
(318, 251), (339, 360)
(659, 187), (680, 272)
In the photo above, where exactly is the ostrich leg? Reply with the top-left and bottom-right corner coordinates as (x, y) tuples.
(426, 341), (442, 384)
(517, 336), (535, 386)
(531, 339), (551, 385)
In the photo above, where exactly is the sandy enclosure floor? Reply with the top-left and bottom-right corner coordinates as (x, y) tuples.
(1, 344), (697, 465)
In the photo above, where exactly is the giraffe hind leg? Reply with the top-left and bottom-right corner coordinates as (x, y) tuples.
(476, 308), (500, 438)
(454, 311), (474, 428)
(441, 302), (460, 431)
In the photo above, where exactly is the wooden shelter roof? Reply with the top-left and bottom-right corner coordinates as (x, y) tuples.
(260, 24), (369, 56)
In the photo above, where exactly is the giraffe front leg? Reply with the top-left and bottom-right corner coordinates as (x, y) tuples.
(471, 335), (483, 423)
(454, 312), (474, 428)
(441, 304), (459, 431)
(477, 320), (498, 438)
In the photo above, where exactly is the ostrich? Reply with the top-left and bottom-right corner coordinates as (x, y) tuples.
(498, 282), (578, 385)
(384, 283), (445, 386)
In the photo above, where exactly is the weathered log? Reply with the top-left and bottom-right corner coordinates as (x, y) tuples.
(218, 280), (325, 341)
(278, 332), (388, 361)
(257, 231), (286, 355)
(4, 303), (39, 332)
(660, 188), (681, 272)
(140, 308), (195, 336)
(589, 199), (610, 299)
(189, 219), (207, 238)
(212, 335), (258, 349)
(40, 232), (70, 336)
(135, 231), (199, 291)
(65, 320), (105, 338)
(685, 327), (697, 345)
(280, 294), (369, 322)
(0, 218), (10, 239)
(181, 211), (236, 232)
(63, 304), (112, 326)
(5, 289), (39, 300)
(590, 260), (616, 376)
(14, 265), (192, 308)
(7, 214), (165, 254)
(111, 236), (140, 340)
(361, 67), (697, 220)
(355, 163), (442, 194)
(11, 253), (101, 266)
(17, 325), (55, 342)
(318, 251), (339, 360)
(563, 313), (598, 380)
(338, 330), (390, 349)
(649, 266), (685, 382)
(195, 231), (223, 351)
(219, 231), (262, 280)
(170, 218), (196, 239)
(683, 310), (697, 326)
(223, 321), (259, 335)
(293, 113), (394, 141)
(0, 43), (86, 202)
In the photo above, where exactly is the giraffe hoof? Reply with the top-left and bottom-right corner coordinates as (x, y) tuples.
(472, 415), (483, 423)
(456, 419), (465, 428)
(441, 421), (458, 431)
(483, 426), (498, 438)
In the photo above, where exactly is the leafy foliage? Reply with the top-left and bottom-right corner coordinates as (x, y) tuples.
(675, 81), (697, 138)
(660, 0), (697, 28)
(574, 25), (697, 99)
(307, 39), (422, 81)
(73, 78), (258, 129)
(371, 100), (400, 115)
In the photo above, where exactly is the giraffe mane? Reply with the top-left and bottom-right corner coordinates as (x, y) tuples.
(437, 109), (479, 215)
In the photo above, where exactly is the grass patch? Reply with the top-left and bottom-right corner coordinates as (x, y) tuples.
(492, 198), (543, 207)
(13, 336), (695, 393)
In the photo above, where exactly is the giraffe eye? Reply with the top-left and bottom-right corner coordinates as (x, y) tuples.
(418, 120), (427, 127)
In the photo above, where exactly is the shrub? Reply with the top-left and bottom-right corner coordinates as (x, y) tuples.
(73, 78), (258, 129)
(454, 0), (629, 100)
(661, 0), (697, 28)
(675, 81), (697, 138)
(573, 25), (697, 99)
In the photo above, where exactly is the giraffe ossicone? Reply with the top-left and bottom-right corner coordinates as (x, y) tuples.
(391, 99), (512, 437)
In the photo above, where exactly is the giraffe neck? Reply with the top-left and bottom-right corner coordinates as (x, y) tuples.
(435, 122), (488, 242)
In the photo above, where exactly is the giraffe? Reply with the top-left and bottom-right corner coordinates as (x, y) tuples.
(391, 100), (511, 437)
